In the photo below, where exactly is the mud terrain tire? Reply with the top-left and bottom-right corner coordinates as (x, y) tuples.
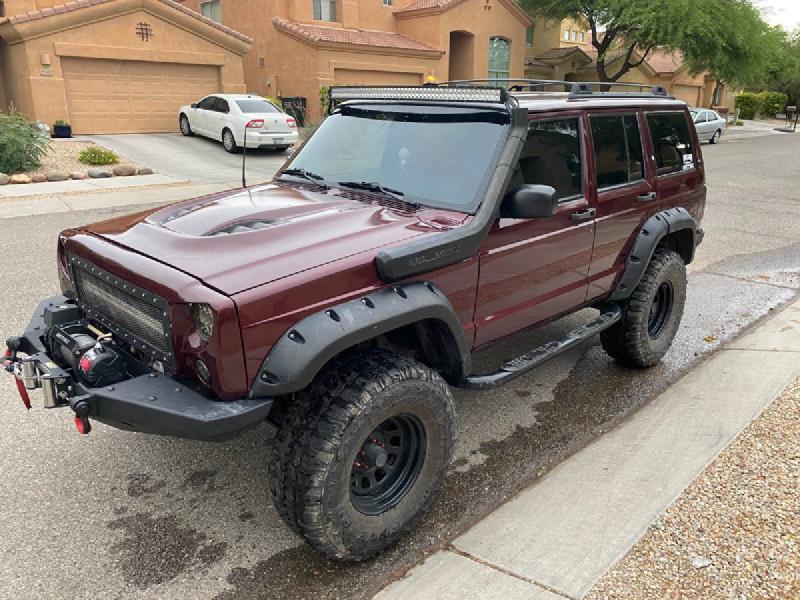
(268, 349), (455, 561)
(601, 247), (687, 367)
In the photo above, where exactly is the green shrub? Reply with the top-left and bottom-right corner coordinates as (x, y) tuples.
(759, 91), (788, 118)
(736, 120), (745, 126)
(319, 85), (331, 113)
(735, 92), (761, 119)
(78, 146), (119, 166)
(54, 119), (70, 126)
(0, 112), (51, 174)
(264, 96), (283, 109)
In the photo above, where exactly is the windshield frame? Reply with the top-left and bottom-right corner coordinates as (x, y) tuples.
(281, 102), (512, 215)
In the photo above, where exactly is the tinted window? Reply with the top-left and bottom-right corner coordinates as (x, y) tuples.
(647, 112), (695, 175)
(197, 96), (217, 110)
(212, 98), (230, 113)
(515, 118), (582, 200)
(284, 105), (510, 212)
(236, 99), (280, 114)
(590, 115), (644, 189)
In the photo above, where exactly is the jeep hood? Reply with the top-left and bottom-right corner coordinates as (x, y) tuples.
(79, 183), (466, 295)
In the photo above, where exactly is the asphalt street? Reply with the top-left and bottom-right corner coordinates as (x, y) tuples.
(0, 132), (798, 600)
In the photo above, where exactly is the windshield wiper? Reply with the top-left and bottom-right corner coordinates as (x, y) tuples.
(338, 181), (419, 207)
(279, 168), (329, 188)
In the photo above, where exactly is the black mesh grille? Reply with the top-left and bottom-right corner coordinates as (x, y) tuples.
(70, 256), (172, 361)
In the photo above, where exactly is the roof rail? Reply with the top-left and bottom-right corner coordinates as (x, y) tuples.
(441, 79), (673, 99)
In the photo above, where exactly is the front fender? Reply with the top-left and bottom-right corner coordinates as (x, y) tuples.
(248, 282), (469, 398)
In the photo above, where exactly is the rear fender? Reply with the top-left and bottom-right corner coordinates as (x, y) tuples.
(610, 207), (696, 301)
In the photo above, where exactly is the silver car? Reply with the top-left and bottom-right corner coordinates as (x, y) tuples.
(691, 108), (726, 144)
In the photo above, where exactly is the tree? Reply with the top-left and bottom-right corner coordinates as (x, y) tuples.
(519, 0), (777, 93)
(766, 29), (800, 106)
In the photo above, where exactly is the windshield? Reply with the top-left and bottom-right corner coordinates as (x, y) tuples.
(236, 99), (280, 114)
(283, 105), (510, 212)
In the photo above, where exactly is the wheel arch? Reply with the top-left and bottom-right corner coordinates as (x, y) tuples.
(248, 282), (471, 399)
(610, 207), (697, 301)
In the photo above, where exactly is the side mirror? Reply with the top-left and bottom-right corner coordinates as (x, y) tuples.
(500, 184), (558, 219)
(191, 103), (198, 109)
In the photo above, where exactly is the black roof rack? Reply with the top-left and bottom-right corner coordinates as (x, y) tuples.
(442, 79), (674, 99)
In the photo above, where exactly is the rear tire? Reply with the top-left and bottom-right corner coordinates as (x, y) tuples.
(222, 128), (240, 153)
(179, 115), (193, 137)
(600, 247), (686, 367)
(268, 349), (455, 561)
(709, 129), (721, 144)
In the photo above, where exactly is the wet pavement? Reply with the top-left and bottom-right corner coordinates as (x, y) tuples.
(0, 133), (798, 599)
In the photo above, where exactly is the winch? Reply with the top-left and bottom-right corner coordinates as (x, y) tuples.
(46, 323), (129, 388)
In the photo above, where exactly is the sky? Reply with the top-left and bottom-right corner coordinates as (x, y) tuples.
(758, 0), (800, 32)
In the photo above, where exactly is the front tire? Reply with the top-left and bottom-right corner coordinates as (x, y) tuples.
(179, 114), (193, 137)
(600, 247), (687, 367)
(268, 349), (455, 561)
(222, 128), (240, 153)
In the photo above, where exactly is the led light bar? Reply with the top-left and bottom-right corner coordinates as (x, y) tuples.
(329, 86), (507, 104)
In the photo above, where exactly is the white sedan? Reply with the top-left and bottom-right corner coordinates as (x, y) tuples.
(691, 108), (726, 144)
(179, 94), (299, 153)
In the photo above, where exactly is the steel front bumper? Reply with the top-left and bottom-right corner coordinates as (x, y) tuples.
(5, 296), (272, 441)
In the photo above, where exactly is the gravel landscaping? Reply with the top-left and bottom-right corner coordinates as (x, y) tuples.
(587, 377), (800, 599)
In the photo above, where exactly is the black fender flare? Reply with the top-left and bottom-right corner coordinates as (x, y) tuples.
(610, 207), (697, 301)
(248, 282), (470, 398)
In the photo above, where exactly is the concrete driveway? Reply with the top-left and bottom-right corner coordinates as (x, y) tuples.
(87, 133), (291, 188)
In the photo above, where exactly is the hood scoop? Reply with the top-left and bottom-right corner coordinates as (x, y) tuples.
(209, 220), (277, 236)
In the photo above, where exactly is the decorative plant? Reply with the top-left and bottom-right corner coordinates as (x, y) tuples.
(78, 146), (119, 166)
(264, 96), (283, 109)
(0, 112), (51, 174)
(54, 119), (70, 126)
(319, 85), (331, 113)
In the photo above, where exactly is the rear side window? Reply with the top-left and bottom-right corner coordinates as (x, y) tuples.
(212, 98), (230, 113)
(517, 118), (582, 200)
(647, 112), (695, 175)
(590, 115), (645, 189)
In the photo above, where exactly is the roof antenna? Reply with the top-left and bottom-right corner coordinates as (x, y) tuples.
(242, 119), (264, 188)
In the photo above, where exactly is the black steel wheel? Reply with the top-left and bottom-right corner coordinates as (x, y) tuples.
(350, 414), (426, 516)
(600, 247), (686, 367)
(647, 282), (674, 338)
(268, 349), (455, 561)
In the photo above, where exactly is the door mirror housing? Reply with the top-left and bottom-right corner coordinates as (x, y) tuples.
(191, 103), (198, 109)
(500, 184), (558, 219)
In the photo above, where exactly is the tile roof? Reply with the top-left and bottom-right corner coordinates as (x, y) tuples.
(393, 0), (462, 13)
(536, 46), (587, 60)
(645, 50), (685, 74)
(272, 18), (441, 54)
(5, 0), (252, 43)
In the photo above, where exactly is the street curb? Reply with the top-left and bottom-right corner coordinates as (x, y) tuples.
(374, 298), (800, 600)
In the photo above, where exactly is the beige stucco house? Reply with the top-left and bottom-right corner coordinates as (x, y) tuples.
(175, 0), (532, 121)
(0, 0), (251, 133)
(523, 18), (733, 109)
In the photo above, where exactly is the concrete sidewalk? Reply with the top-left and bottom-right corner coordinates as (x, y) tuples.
(375, 298), (800, 600)
(0, 173), (188, 199)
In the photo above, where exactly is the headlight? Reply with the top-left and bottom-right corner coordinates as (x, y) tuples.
(191, 303), (215, 340)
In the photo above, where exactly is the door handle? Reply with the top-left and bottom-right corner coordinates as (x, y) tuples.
(570, 208), (596, 222)
(637, 192), (657, 202)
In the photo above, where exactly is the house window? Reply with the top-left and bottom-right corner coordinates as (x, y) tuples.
(526, 25), (534, 48)
(0, 2), (5, 18)
(313, 0), (337, 21)
(200, 0), (221, 22)
(563, 30), (570, 41)
(488, 37), (510, 83)
(382, 0), (393, 5)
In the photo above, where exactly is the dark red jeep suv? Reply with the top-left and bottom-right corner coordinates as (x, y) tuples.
(5, 82), (705, 560)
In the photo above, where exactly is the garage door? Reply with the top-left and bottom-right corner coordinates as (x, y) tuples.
(333, 69), (423, 86)
(62, 58), (220, 134)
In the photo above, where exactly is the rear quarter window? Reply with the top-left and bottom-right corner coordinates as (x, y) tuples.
(646, 112), (695, 176)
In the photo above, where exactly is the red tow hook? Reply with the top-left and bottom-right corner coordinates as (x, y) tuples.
(15, 378), (32, 411)
(71, 400), (92, 435)
(4, 347), (31, 410)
